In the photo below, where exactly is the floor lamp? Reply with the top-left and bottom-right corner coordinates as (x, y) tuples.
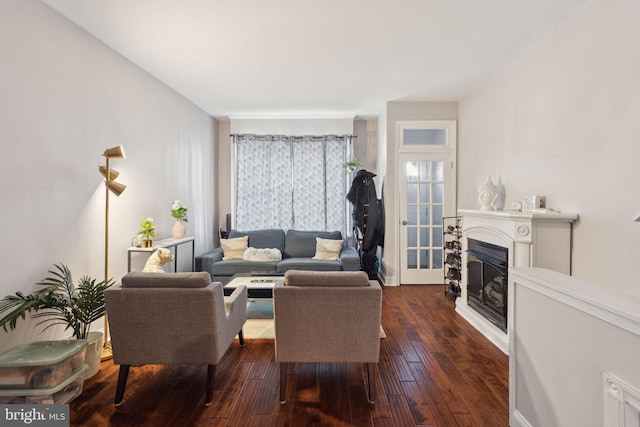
(99, 145), (126, 361)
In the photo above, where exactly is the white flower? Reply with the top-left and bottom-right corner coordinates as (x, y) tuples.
(172, 200), (181, 210)
(146, 217), (154, 223)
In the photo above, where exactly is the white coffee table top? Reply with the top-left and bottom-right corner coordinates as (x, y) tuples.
(224, 275), (284, 290)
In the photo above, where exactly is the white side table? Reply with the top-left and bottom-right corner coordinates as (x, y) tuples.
(127, 236), (195, 272)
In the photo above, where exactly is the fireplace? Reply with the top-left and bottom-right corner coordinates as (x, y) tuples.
(466, 238), (508, 333)
(455, 209), (577, 355)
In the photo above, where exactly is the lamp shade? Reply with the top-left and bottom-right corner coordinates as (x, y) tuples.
(103, 145), (126, 159)
(105, 181), (126, 196)
(98, 166), (120, 181)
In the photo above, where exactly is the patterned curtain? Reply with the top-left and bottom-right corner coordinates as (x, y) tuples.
(235, 135), (349, 234)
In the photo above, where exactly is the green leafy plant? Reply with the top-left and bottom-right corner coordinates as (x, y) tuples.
(171, 200), (188, 222)
(138, 217), (156, 239)
(345, 157), (361, 174)
(0, 263), (114, 340)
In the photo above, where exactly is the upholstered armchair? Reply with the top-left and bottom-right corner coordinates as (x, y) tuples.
(273, 270), (382, 403)
(104, 271), (247, 406)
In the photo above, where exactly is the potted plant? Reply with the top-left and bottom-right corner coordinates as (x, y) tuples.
(138, 217), (156, 247)
(0, 263), (114, 377)
(345, 157), (361, 174)
(170, 200), (188, 239)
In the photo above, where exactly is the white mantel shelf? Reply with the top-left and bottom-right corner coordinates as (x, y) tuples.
(455, 209), (579, 355)
(458, 209), (578, 222)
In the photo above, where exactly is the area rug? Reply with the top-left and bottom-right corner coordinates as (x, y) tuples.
(242, 299), (386, 339)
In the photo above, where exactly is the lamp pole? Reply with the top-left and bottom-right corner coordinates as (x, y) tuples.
(100, 146), (126, 361)
(103, 156), (112, 360)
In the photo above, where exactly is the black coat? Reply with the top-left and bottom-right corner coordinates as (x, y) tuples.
(347, 170), (383, 254)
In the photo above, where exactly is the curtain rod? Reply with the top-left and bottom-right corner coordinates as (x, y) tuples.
(230, 134), (356, 139)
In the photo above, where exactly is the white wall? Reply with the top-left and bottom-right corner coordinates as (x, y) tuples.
(458, 0), (640, 294)
(0, 0), (217, 353)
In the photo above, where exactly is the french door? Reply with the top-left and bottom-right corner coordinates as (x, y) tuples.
(398, 121), (457, 284)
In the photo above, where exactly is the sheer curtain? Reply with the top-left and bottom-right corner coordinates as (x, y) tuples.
(235, 134), (350, 234)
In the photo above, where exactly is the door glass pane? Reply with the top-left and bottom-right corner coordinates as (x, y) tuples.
(403, 129), (447, 146)
(432, 206), (443, 225)
(433, 183), (444, 203)
(433, 249), (443, 269)
(420, 227), (430, 246)
(420, 184), (430, 203)
(407, 228), (417, 247)
(407, 249), (417, 269)
(433, 161), (444, 181)
(407, 206), (417, 225)
(407, 183), (418, 203)
(420, 250), (429, 268)
(433, 227), (443, 246)
(420, 206), (430, 225)
(419, 161), (430, 180)
(407, 162), (419, 181)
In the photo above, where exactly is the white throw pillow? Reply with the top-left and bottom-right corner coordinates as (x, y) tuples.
(221, 236), (248, 260)
(243, 247), (282, 262)
(312, 237), (343, 261)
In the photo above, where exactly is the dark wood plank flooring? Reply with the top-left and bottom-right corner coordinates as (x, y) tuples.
(70, 285), (508, 426)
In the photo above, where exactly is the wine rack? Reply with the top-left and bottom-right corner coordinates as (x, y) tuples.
(443, 216), (462, 299)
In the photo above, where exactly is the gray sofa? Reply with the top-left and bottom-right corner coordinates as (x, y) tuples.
(195, 229), (360, 282)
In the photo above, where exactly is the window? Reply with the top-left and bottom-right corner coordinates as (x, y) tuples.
(403, 129), (447, 146)
(234, 135), (352, 234)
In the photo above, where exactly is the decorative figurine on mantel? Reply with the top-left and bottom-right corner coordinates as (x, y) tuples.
(478, 177), (499, 211)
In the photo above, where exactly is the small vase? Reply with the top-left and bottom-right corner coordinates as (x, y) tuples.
(143, 239), (153, 248)
(172, 219), (186, 239)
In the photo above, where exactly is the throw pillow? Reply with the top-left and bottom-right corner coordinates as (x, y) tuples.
(243, 247), (282, 262)
(312, 237), (343, 261)
(221, 236), (248, 260)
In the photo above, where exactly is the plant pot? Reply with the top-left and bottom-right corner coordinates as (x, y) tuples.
(142, 239), (153, 248)
(83, 331), (104, 379)
(172, 219), (186, 239)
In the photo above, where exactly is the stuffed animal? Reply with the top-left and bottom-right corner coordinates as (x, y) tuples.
(142, 247), (175, 273)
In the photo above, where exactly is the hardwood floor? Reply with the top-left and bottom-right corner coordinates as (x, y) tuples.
(70, 285), (508, 426)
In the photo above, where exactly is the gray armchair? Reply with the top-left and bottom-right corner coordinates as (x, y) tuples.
(104, 272), (247, 406)
(273, 270), (382, 403)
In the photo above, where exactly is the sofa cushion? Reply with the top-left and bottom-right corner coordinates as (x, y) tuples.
(122, 272), (211, 288)
(221, 236), (248, 260)
(283, 270), (370, 287)
(228, 229), (286, 252)
(277, 258), (342, 272)
(284, 230), (343, 258)
(312, 237), (343, 261)
(212, 260), (279, 276)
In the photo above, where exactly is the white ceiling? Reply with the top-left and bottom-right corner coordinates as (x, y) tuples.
(41, 0), (591, 120)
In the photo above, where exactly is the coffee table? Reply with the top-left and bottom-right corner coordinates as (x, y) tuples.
(223, 273), (284, 298)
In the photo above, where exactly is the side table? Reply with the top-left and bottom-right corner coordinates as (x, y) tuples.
(127, 236), (195, 272)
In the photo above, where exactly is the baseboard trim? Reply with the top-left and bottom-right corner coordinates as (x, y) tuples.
(511, 409), (533, 427)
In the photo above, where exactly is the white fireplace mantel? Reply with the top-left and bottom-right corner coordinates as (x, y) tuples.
(455, 209), (578, 354)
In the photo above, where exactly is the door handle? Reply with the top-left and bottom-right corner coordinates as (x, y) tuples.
(401, 220), (408, 225)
